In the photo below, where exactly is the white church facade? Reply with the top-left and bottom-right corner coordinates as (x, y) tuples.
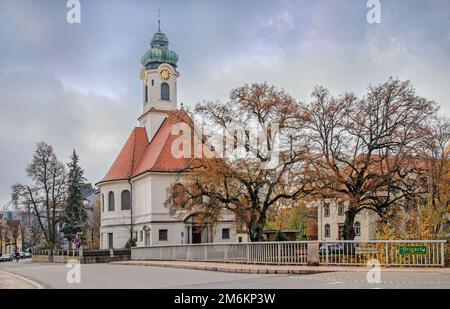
(97, 24), (239, 249)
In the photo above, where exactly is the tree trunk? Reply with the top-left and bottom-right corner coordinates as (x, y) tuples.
(247, 212), (267, 242)
(247, 221), (264, 242)
(343, 207), (357, 240)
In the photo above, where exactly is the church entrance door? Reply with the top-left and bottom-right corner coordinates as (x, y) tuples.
(192, 227), (202, 244)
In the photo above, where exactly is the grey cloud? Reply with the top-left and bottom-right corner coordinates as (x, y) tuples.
(0, 0), (449, 207)
(0, 69), (137, 206)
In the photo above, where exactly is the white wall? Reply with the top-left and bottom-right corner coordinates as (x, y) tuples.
(100, 227), (129, 249)
(99, 182), (132, 228)
(99, 172), (240, 248)
(317, 200), (378, 241)
(132, 175), (153, 224)
(142, 63), (178, 112)
(140, 112), (166, 143)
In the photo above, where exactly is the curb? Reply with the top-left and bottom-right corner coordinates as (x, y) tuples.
(0, 270), (45, 289)
(110, 261), (332, 275)
(110, 261), (450, 275)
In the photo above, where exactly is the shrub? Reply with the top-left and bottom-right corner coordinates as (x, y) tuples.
(125, 237), (137, 249)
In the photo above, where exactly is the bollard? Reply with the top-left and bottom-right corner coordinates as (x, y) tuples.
(307, 242), (320, 266)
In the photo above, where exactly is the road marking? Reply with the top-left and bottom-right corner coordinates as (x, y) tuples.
(0, 270), (44, 289)
(328, 281), (344, 284)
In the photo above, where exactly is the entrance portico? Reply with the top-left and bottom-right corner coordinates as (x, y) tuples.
(183, 213), (212, 244)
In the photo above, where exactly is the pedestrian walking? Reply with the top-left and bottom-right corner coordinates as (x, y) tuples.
(74, 234), (81, 249)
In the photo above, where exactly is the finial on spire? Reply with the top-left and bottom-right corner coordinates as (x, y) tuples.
(157, 8), (162, 32)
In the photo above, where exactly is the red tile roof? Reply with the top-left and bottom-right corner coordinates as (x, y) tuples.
(100, 110), (195, 184)
(137, 107), (170, 121)
(101, 127), (149, 182)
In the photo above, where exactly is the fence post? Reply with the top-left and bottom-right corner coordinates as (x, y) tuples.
(385, 241), (389, 266)
(203, 245), (208, 261)
(277, 243), (281, 265)
(245, 244), (249, 264)
(325, 242), (329, 265)
(187, 245), (191, 261)
(307, 242), (320, 266)
(441, 242), (445, 268)
(224, 244), (228, 262)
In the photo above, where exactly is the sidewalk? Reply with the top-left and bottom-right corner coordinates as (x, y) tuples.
(111, 260), (450, 275)
(0, 270), (43, 289)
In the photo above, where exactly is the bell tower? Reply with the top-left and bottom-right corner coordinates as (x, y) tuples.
(138, 19), (180, 140)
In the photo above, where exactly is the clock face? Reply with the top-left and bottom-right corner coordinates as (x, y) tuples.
(160, 68), (171, 81)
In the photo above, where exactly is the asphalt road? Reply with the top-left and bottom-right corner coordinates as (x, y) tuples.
(1, 260), (449, 289)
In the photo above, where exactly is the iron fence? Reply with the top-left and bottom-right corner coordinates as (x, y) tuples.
(131, 240), (446, 267)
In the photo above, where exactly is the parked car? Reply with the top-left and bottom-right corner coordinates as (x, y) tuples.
(24, 252), (32, 258)
(319, 244), (345, 255)
(0, 253), (13, 262)
(19, 252), (25, 259)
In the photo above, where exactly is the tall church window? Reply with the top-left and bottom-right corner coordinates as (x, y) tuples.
(121, 190), (131, 210)
(108, 191), (115, 211)
(161, 82), (170, 101)
(144, 84), (148, 103)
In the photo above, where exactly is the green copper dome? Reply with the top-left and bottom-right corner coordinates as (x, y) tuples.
(141, 27), (178, 69)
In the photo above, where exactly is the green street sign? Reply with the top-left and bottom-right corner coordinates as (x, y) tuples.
(399, 245), (427, 255)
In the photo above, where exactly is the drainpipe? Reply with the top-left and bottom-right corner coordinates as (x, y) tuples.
(128, 178), (133, 240)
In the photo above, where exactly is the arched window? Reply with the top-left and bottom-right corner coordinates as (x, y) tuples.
(108, 191), (115, 211)
(324, 204), (330, 217)
(121, 190), (131, 210)
(325, 224), (330, 238)
(101, 194), (104, 212)
(161, 82), (170, 101)
(172, 183), (186, 207)
(144, 84), (148, 103)
(354, 222), (361, 236)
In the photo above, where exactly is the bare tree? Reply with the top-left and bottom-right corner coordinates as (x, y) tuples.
(11, 142), (67, 248)
(416, 117), (450, 237)
(306, 78), (437, 240)
(166, 83), (312, 241)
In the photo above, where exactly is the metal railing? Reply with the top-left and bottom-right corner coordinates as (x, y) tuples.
(131, 240), (447, 267)
(319, 240), (446, 267)
(32, 248), (131, 257)
(33, 249), (82, 257)
(133, 242), (309, 265)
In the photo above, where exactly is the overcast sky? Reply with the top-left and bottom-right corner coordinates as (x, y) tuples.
(0, 0), (449, 207)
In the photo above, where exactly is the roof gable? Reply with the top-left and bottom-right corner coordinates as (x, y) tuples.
(133, 110), (194, 175)
(100, 109), (195, 184)
(101, 127), (149, 182)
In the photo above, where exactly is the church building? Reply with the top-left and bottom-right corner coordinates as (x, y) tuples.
(97, 23), (238, 249)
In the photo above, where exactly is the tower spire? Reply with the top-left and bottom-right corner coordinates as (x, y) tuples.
(157, 8), (162, 32)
